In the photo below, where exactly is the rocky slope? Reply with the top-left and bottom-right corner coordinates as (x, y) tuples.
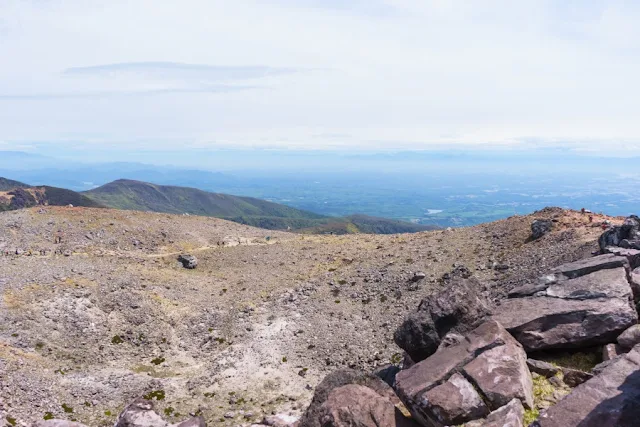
(0, 206), (623, 426)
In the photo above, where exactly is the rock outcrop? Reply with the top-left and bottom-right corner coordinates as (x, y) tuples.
(618, 324), (640, 349)
(599, 215), (640, 251)
(395, 320), (532, 426)
(494, 259), (638, 352)
(177, 254), (198, 269)
(531, 219), (553, 240)
(394, 275), (491, 362)
(536, 344), (640, 427)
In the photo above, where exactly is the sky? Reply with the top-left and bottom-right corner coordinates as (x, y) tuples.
(1, 0), (640, 156)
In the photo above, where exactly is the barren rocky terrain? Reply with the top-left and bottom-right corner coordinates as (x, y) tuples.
(0, 206), (620, 425)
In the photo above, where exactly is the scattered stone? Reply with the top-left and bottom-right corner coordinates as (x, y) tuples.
(410, 271), (426, 282)
(526, 359), (560, 378)
(394, 276), (491, 362)
(617, 324), (640, 349)
(262, 414), (300, 427)
(177, 254), (198, 269)
(33, 421), (89, 427)
(114, 398), (205, 427)
(561, 368), (593, 388)
(531, 219), (553, 240)
(536, 344), (640, 426)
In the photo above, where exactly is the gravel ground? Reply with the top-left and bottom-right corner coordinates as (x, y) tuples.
(0, 206), (617, 426)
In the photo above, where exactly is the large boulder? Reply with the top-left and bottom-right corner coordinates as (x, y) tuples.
(536, 344), (640, 426)
(115, 398), (205, 427)
(177, 254), (198, 269)
(599, 215), (640, 251)
(494, 267), (638, 352)
(395, 320), (533, 426)
(550, 254), (629, 280)
(299, 369), (402, 427)
(394, 276), (491, 362)
(531, 219), (553, 240)
(318, 384), (418, 427)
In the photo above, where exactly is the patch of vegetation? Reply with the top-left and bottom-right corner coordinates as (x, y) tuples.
(151, 356), (165, 365)
(43, 412), (54, 420)
(391, 353), (403, 365)
(111, 335), (124, 344)
(164, 407), (174, 416)
(104, 410), (113, 416)
(524, 408), (540, 426)
(6, 416), (16, 426)
(62, 403), (74, 413)
(282, 356), (288, 363)
(143, 390), (166, 401)
(541, 350), (600, 372)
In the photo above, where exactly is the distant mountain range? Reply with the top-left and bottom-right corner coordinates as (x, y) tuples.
(0, 177), (439, 234)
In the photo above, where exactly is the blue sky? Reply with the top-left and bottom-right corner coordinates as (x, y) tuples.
(1, 0), (639, 156)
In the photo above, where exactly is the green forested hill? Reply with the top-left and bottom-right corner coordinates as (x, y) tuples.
(84, 179), (438, 234)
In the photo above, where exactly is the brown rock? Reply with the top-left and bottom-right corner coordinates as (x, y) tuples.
(561, 368), (593, 388)
(482, 399), (525, 427)
(396, 321), (533, 425)
(299, 369), (402, 427)
(526, 359), (560, 378)
(618, 324), (640, 349)
(318, 384), (418, 427)
(422, 373), (489, 425)
(463, 343), (534, 409)
(544, 267), (631, 300)
(394, 276), (491, 362)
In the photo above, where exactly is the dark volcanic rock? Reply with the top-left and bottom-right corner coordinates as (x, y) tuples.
(396, 320), (532, 426)
(394, 277), (491, 362)
(318, 384), (418, 427)
(561, 368), (593, 388)
(531, 219), (553, 240)
(494, 263), (637, 352)
(494, 296), (637, 352)
(550, 254), (629, 280)
(177, 254), (198, 269)
(537, 344), (640, 427)
(599, 215), (640, 251)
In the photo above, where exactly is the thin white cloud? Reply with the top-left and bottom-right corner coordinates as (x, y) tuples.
(0, 0), (639, 153)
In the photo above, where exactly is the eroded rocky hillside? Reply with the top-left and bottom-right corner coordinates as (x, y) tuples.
(0, 206), (623, 425)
